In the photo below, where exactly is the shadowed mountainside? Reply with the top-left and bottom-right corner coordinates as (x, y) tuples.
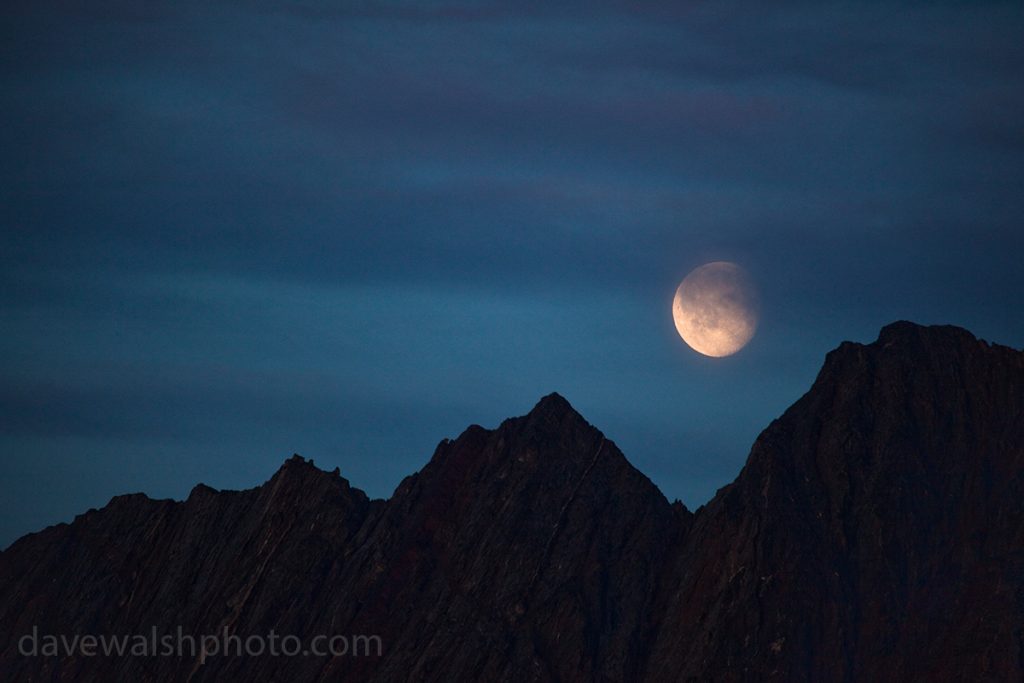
(1, 322), (1022, 681)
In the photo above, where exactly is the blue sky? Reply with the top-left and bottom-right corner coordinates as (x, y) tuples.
(2, 0), (1023, 547)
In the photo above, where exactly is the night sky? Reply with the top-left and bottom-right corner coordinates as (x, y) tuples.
(3, 1), (1023, 548)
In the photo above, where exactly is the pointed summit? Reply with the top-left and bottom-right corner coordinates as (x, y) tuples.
(418, 391), (613, 487)
(519, 391), (594, 441)
(531, 391), (575, 414)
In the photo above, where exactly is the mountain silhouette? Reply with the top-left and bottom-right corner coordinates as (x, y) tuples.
(1, 322), (1021, 681)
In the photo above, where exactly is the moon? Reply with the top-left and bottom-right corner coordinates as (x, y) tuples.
(672, 261), (759, 357)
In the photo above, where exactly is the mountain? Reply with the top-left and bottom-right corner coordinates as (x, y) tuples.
(645, 321), (1024, 681)
(1, 322), (1022, 681)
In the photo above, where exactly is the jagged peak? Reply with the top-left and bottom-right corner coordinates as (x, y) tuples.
(282, 452), (316, 469)
(264, 454), (367, 508)
(272, 453), (341, 478)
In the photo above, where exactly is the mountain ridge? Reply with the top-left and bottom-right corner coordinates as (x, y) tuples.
(1, 321), (1022, 682)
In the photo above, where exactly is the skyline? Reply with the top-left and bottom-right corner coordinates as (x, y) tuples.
(3, 1), (1023, 548)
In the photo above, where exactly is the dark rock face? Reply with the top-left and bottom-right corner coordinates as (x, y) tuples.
(646, 322), (1024, 681)
(1, 322), (1021, 681)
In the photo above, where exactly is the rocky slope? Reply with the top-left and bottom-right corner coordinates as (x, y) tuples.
(1, 322), (1021, 681)
(645, 321), (1024, 681)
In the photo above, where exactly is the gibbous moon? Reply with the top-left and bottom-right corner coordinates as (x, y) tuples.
(672, 261), (759, 357)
